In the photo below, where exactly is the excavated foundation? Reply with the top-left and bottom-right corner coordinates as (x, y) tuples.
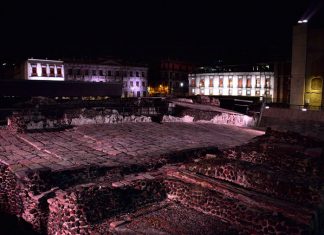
(1, 126), (323, 235)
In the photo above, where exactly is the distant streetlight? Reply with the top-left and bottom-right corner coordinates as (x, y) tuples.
(298, 19), (308, 24)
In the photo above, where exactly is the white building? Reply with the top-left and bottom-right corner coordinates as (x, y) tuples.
(189, 71), (275, 100)
(64, 61), (148, 97)
(25, 59), (64, 81)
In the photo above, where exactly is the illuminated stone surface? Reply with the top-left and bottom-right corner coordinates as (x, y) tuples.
(1, 124), (323, 234)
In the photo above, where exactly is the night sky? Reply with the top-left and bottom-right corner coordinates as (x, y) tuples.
(1, 0), (323, 64)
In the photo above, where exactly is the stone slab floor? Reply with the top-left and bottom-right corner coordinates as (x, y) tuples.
(0, 123), (263, 175)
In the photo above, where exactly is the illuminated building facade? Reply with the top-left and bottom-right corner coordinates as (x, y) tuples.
(189, 71), (275, 100)
(64, 62), (148, 97)
(25, 59), (64, 81)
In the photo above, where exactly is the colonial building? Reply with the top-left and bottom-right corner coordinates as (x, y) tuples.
(64, 60), (148, 97)
(189, 66), (276, 101)
(22, 58), (65, 81)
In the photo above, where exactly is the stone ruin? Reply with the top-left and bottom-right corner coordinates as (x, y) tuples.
(7, 108), (152, 133)
(0, 128), (323, 234)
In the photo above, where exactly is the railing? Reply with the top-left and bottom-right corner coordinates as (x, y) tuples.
(265, 102), (324, 112)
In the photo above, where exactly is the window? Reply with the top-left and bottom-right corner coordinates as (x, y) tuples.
(246, 90), (251, 96)
(255, 90), (260, 96)
(143, 91), (147, 97)
(99, 70), (103, 76)
(136, 81), (139, 87)
(142, 81), (145, 87)
(130, 71), (133, 77)
(115, 71), (120, 76)
(265, 78), (270, 88)
(108, 71), (112, 76)
(219, 89), (223, 95)
(142, 72), (145, 77)
(92, 70), (96, 76)
(209, 78), (213, 87)
(42, 67), (47, 76)
(199, 79), (205, 87)
(228, 79), (233, 88)
(238, 78), (243, 88)
(311, 77), (322, 90)
(256, 77), (261, 88)
(130, 81), (133, 87)
(136, 72), (139, 77)
(219, 78), (223, 88)
(229, 89), (232, 95)
(123, 82), (127, 87)
(191, 78), (195, 87)
(137, 91), (140, 97)
(76, 69), (81, 76)
(238, 90), (242, 95)
(124, 91), (128, 97)
(246, 78), (251, 88)
(57, 67), (62, 77)
(84, 70), (89, 76)
(32, 66), (37, 76)
(49, 67), (55, 76)
(68, 69), (72, 75)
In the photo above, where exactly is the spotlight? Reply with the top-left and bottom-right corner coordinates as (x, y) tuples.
(302, 19), (308, 23)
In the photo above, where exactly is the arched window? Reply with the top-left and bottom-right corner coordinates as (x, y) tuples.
(311, 77), (322, 90)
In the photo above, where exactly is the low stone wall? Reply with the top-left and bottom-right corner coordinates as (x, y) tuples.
(7, 109), (151, 133)
(164, 179), (310, 234)
(221, 130), (324, 178)
(0, 163), (52, 233)
(162, 112), (256, 127)
(185, 158), (322, 207)
(47, 178), (167, 235)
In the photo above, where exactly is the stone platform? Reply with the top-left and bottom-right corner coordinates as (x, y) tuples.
(1, 123), (323, 234)
(0, 123), (262, 234)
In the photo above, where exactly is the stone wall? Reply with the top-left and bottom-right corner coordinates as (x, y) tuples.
(164, 179), (309, 234)
(7, 109), (151, 133)
(185, 157), (322, 207)
(163, 112), (255, 127)
(47, 178), (167, 235)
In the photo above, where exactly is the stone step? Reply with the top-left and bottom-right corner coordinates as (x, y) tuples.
(165, 169), (316, 234)
(222, 145), (324, 178)
(46, 171), (168, 234)
(185, 157), (323, 207)
(220, 130), (324, 178)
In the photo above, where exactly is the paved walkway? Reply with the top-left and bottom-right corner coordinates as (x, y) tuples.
(0, 123), (263, 176)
